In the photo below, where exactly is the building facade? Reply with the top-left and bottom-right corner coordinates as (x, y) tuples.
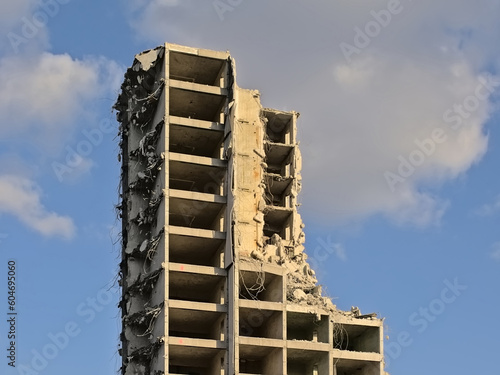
(114, 43), (385, 375)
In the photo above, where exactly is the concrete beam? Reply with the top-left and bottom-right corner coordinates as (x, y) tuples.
(169, 115), (225, 131)
(169, 152), (227, 168)
(239, 260), (285, 276)
(166, 42), (230, 60)
(168, 225), (226, 239)
(287, 340), (330, 352)
(286, 304), (331, 316)
(168, 336), (227, 349)
(169, 299), (227, 313)
(239, 336), (284, 348)
(239, 299), (284, 311)
(169, 189), (226, 204)
(169, 262), (227, 277)
(332, 349), (383, 362)
(170, 79), (228, 96)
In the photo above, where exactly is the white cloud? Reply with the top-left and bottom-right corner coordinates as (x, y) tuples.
(125, 0), (500, 227)
(0, 0), (123, 238)
(0, 175), (75, 239)
(0, 1), (123, 151)
(0, 0), (50, 54)
(303, 54), (493, 226)
(491, 242), (500, 261)
(0, 53), (123, 152)
(476, 195), (500, 216)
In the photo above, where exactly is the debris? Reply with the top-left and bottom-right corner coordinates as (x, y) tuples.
(357, 312), (378, 319)
(126, 337), (163, 372)
(293, 289), (307, 301)
(124, 302), (164, 337)
(134, 47), (164, 72)
(127, 268), (163, 296)
(250, 249), (264, 261)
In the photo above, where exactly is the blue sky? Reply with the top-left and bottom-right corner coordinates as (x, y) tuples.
(0, 1), (499, 374)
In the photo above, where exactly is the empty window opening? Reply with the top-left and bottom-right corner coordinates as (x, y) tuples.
(262, 110), (293, 144)
(169, 197), (225, 231)
(239, 270), (283, 302)
(169, 345), (225, 375)
(169, 308), (225, 340)
(287, 312), (329, 343)
(170, 51), (228, 87)
(239, 308), (283, 339)
(333, 323), (381, 353)
(334, 359), (381, 375)
(169, 124), (224, 158)
(263, 209), (292, 240)
(170, 271), (226, 304)
(170, 87), (226, 122)
(169, 160), (226, 194)
(264, 174), (293, 208)
(239, 346), (283, 375)
(264, 142), (293, 176)
(169, 234), (225, 268)
(287, 350), (329, 375)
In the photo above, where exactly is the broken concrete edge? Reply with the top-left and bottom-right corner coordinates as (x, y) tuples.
(239, 257), (377, 321)
(123, 337), (164, 374)
(134, 47), (165, 72)
(239, 85), (376, 322)
(114, 45), (171, 375)
(124, 302), (164, 339)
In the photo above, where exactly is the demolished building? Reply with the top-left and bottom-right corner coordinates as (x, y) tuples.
(114, 42), (386, 375)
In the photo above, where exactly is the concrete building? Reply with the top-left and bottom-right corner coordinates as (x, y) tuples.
(114, 43), (386, 375)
